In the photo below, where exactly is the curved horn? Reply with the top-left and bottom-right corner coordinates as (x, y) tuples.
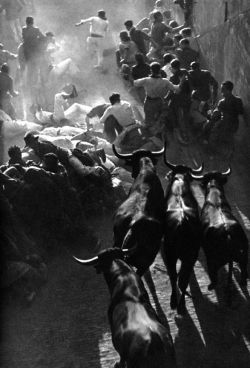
(122, 247), (137, 255)
(221, 166), (231, 177)
(73, 255), (98, 266)
(151, 145), (165, 157)
(163, 141), (176, 169)
(163, 157), (177, 170)
(190, 173), (204, 180)
(112, 144), (133, 160)
(191, 162), (204, 174)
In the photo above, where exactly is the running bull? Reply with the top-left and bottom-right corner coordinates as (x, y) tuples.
(163, 158), (203, 314)
(191, 168), (248, 297)
(112, 144), (165, 276)
(74, 247), (177, 368)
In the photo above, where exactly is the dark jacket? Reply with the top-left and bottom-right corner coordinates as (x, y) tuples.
(189, 69), (218, 101)
(129, 27), (150, 55)
(22, 25), (45, 60)
(175, 47), (199, 70)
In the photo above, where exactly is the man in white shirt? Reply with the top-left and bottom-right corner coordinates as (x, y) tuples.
(99, 92), (137, 143)
(75, 10), (109, 68)
(52, 84), (78, 124)
(133, 62), (183, 127)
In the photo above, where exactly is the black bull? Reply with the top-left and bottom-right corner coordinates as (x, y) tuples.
(112, 145), (165, 276)
(191, 168), (248, 296)
(74, 248), (177, 368)
(162, 159), (203, 315)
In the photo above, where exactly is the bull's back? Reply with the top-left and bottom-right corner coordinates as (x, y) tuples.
(165, 206), (201, 258)
(111, 302), (176, 368)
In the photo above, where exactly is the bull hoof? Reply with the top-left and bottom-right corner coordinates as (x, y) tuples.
(177, 305), (187, 316)
(208, 282), (216, 290)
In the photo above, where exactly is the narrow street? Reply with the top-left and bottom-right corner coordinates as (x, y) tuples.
(0, 1), (250, 367)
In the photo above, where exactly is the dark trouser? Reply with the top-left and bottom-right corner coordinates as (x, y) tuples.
(144, 96), (163, 126)
(103, 115), (123, 143)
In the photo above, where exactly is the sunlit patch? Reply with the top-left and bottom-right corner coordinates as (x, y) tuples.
(99, 332), (119, 367)
(188, 311), (206, 346)
(242, 334), (250, 351)
(192, 184), (205, 208)
(234, 205), (250, 232)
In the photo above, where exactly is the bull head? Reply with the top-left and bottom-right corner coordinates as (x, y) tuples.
(164, 141), (204, 174)
(112, 144), (165, 161)
(164, 158), (204, 175)
(73, 247), (136, 267)
(112, 144), (165, 178)
(190, 167), (231, 181)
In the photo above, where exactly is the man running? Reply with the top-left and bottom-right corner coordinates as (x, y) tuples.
(75, 10), (109, 69)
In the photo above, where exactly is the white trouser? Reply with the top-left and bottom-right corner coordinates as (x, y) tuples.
(87, 36), (104, 66)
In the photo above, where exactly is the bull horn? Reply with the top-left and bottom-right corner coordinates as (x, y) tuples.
(191, 163), (204, 174)
(190, 173), (204, 180)
(163, 141), (176, 169)
(122, 247), (137, 255)
(151, 145), (165, 157)
(221, 166), (231, 177)
(73, 255), (98, 266)
(163, 157), (177, 170)
(112, 144), (133, 160)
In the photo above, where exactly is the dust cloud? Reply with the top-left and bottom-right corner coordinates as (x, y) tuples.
(32, 0), (149, 64)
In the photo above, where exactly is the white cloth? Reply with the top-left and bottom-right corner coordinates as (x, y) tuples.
(86, 36), (105, 66)
(53, 94), (91, 125)
(53, 93), (67, 122)
(162, 64), (173, 79)
(134, 77), (179, 98)
(81, 16), (109, 36)
(81, 16), (109, 66)
(99, 100), (136, 127)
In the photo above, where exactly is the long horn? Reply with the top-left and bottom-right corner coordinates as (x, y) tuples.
(163, 157), (177, 170)
(221, 166), (231, 177)
(122, 247), (137, 255)
(191, 162), (204, 174)
(73, 255), (98, 266)
(112, 144), (133, 160)
(163, 141), (176, 169)
(151, 145), (165, 157)
(190, 173), (204, 180)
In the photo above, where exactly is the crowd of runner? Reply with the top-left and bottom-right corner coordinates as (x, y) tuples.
(0, 0), (248, 304)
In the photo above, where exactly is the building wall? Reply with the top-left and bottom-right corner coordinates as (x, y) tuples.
(169, 1), (250, 107)
(192, 0), (250, 110)
(169, 0), (250, 145)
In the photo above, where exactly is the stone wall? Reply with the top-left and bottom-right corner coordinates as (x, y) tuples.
(169, 0), (250, 145)
(169, 0), (250, 107)
(192, 0), (250, 108)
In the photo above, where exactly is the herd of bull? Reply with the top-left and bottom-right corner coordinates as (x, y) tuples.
(74, 144), (249, 368)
